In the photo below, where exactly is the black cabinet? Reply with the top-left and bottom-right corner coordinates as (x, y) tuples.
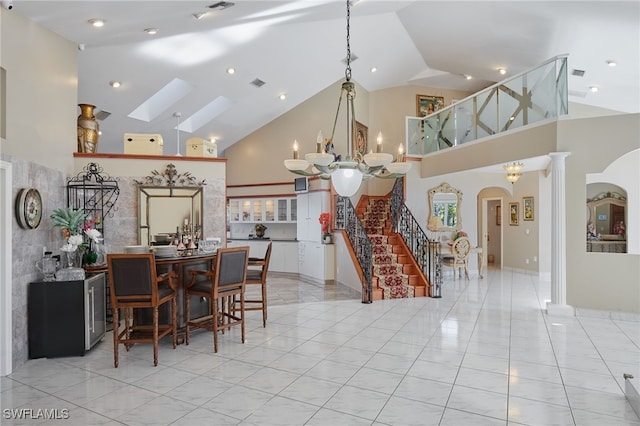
(28, 274), (106, 358)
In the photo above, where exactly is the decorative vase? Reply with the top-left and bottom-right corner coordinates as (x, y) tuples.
(64, 249), (79, 269)
(77, 103), (100, 153)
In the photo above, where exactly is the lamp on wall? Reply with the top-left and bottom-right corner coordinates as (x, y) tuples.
(504, 161), (524, 184)
(283, 0), (410, 197)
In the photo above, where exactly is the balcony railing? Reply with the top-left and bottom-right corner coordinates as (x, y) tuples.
(406, 55), (568, 156)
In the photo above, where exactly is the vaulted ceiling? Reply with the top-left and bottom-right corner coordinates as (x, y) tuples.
(12, 1), (640, 155)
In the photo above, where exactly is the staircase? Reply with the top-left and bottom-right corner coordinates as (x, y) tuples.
(357, 197), (428, 300)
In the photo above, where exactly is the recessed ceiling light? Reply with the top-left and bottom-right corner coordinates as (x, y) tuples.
(606, 60), (617, 67)
(193, 12), (208, 20)
(88, 19), (105, 28)
(109, 80), (121, 88)
(144, 28), (159, 35)
(279, 94), (286, 100)
(210, 137), (217, 144)
(370, 67), (377, 73)
(226, 67), (235, 75)
(589, 86), (599, 92)
(498, 68), (507, 75)
(465, 74), (472, 80)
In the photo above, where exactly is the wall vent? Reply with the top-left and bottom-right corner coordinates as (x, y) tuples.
(95, 110), (111, 121)
(251, 78), (266, 88)
(571, 69), (586, 77)
(208, 2), (235, 11)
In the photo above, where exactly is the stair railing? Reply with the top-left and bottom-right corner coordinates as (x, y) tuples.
(335, 196), (373, 303)
(390, 178), (443, 297)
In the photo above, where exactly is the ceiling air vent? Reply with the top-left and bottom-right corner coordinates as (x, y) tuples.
(95, 110), (111, 121)
(208, 2), (235, 10)
(571, 69), (586, 77)
(251, 78), (266, 88)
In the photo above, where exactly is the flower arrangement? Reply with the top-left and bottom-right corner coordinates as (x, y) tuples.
(50, 207), (102, 265)
(254, 223), (267, 238)
(454, 230), (468, 240)
(318, 212), (331, 234)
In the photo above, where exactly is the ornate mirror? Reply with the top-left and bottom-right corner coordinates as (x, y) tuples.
(136, 164), (205, 246)
(427, 182), (462, 231)
(586, 183), (626, 253)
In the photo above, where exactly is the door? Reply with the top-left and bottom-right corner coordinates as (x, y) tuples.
(483, 198), (503, 270)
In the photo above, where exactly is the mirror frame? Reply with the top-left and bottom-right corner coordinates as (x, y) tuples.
(138, 185), (204, 246)
(427, 182), (463, 231)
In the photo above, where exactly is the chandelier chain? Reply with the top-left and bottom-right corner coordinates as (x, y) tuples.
(345, 0), (351, 82)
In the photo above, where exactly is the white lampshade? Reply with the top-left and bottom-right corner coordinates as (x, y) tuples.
(305, 152), (334, 167)
(284, 159), (309, 171)
(363, 152), (393, 167)
(385, 162), (412, 175)
(331, 167), (363, 197)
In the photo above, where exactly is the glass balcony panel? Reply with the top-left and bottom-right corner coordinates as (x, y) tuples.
(439, 108), (456, 148)
(476, 88), (498, 139)
(424, 116), (440, 153)
(405, 56), (568, 156)
(406, 116), (425, 156)
(454, 99), (474, 146)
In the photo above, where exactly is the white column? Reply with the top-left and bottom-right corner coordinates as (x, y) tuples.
(547, 152), (574, 316)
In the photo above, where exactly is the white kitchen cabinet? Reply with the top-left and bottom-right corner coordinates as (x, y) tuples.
(297, 191), (330, 242)
(228, 197), (296, 223)
(298, 241), (334, 282)
(270, 241), (298, 274)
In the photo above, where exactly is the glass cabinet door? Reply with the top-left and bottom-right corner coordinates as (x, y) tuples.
(241, 200), (251, 221)
(265, 199), (275, 221)
(277, 199), (287, 221)
(252, 200), (263, 222)
(290, 198), (297, 221)
(229, 200), (240, 222)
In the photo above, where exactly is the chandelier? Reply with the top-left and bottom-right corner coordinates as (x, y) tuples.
(283, 0), (411, 197)
(504, 161), (524, 184)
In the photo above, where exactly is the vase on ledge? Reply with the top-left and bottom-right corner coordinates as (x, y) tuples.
(77, 103), (100, 153)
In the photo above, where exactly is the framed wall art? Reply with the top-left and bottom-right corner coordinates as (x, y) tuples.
(355, 121), (368, 157)
(416, 95), (445, 117)
(523, 196), (534, 221)
(509, 202), (519, 226)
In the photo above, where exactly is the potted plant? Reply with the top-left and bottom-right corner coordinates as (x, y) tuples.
(254, 223), (267, 239)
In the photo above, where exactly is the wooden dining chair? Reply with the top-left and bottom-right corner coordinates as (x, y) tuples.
(241, 242), (272, 328)
(106, 253), (177, 367)
(185, 246), (249, 353)
(442, 236), (471, 280)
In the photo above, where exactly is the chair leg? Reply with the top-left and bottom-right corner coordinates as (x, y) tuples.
(212, 297), (219, 353)
(172, 297), (177, 349)
(261, 282), (267, 328)
(185, 293), (191, 346)
(153, 307), (159, 367)
(240, 292), (246, 344)
(113, 305), (119, 368)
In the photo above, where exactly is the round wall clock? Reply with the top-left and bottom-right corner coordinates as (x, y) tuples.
(16, 188), (43, 229)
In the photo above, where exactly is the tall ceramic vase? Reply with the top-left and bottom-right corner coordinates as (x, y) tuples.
(77, 104), (99, 153)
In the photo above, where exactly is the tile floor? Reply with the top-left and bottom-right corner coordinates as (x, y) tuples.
(2, 268), (639, 425)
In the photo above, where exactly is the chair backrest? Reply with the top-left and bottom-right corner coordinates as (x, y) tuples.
(214, 246), (249, 293)
(107, 253), (158, 304)
(452, 237), (471, 261)
(258, 242), (273, 281)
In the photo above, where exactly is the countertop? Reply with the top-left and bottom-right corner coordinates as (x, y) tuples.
(227, 238), (298, 242)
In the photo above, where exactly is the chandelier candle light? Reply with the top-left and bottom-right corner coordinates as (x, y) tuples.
(504, 161), (524, 184)
(283, 0), (411, 197)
